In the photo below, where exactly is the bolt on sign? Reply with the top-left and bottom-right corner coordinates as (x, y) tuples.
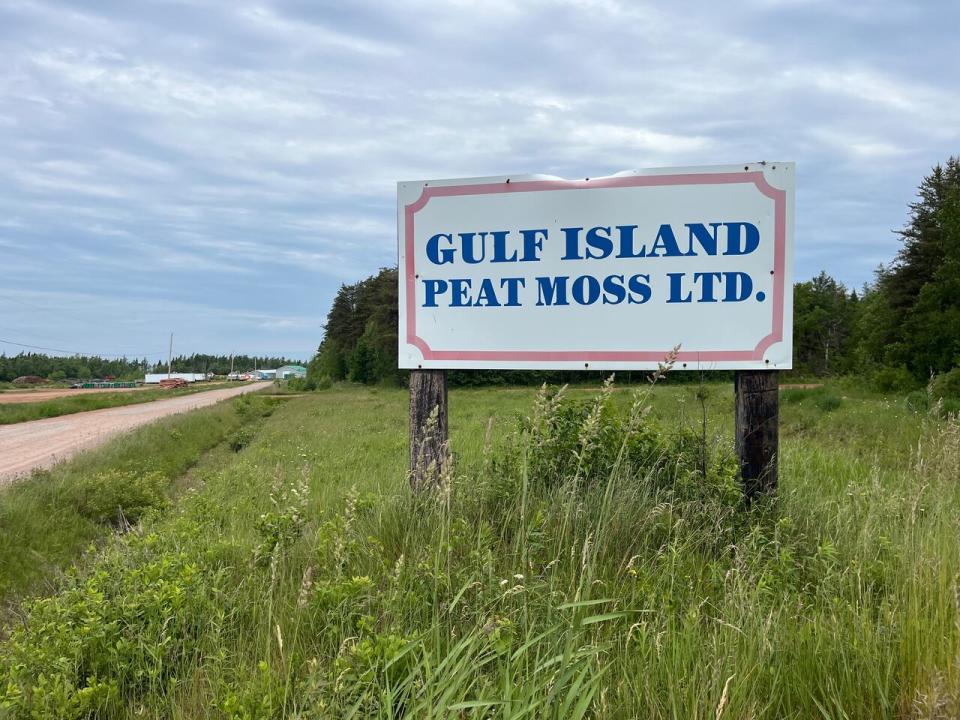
(398, 163), (794, 371)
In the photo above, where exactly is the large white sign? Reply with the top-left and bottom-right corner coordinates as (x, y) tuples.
(397, 163), (794, 370)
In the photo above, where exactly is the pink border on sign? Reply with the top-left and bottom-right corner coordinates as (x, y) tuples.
(404, 171), (786, 363)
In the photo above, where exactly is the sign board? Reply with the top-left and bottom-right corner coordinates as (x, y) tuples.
(397, 163), (794, 370)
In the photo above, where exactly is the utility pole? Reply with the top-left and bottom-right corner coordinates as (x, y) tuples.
(230, 354), (234, 376)
(167, 333), (173, 379)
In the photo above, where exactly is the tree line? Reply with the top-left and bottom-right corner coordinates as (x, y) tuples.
(0, 353), (301, 383)
(312, 158), (960, 390)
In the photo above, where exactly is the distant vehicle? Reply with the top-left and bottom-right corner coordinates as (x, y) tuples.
(69, 382), (84, 389)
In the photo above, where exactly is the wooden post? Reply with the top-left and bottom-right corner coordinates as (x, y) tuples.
(734, 370), (779, 498)
(409, 369), (449, 490)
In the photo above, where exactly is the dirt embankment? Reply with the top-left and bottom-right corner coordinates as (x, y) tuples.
(0, 382), (271, 484)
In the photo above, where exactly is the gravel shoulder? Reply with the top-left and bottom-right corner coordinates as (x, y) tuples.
(0, 382), (271, 484)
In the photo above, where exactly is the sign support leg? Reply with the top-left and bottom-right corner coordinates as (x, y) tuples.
(734, 369), (779, 498)
(409, 369), (449, 490)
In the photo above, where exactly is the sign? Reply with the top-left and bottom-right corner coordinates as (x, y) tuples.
(397, 163), (794, 370)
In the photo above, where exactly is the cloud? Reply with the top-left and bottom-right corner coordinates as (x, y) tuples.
(1, 0), (958, 357)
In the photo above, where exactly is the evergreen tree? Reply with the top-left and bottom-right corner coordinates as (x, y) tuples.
(793, 271), (857, 375)
(872, 158), (960, 376)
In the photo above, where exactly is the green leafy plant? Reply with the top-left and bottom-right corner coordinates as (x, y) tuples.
(69, 469), (167, 525)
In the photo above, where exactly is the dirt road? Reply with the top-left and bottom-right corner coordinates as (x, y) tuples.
(0, 382), (271, 484)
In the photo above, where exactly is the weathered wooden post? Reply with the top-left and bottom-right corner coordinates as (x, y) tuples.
(409, 369), (449, 490)
(734, 369), (779, 498)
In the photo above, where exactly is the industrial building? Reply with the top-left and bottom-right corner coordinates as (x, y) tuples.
(276, 365), (307, 380)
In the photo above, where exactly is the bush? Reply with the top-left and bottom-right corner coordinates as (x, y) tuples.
(70, 469), (167, 525)
(814, 392), (842, 412)
(871, 366), (919, 393)
(929, 368), (960, 401)
(229, 427), (255, 452)
(505, 381), (739, 504)
(779, 388), (808, 404)
(905, 390), (930, 413)
(930, 396), (960, 419)
(0, 536), (226, 718)
(287, 375), (332, 392)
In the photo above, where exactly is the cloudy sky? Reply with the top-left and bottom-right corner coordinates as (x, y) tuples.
(1, 0), (958, 361)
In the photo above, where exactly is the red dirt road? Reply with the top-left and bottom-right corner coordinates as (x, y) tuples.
(0, 382), (271, 485)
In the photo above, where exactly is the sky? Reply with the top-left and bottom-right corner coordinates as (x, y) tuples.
(1, 0), (958, 362)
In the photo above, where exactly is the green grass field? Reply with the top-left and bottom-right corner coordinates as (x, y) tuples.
(0, 391), (280, 602)
(0, 383), (232, 425)
(0, 380), (956, 718)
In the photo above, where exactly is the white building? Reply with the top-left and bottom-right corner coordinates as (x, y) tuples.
(144, 373), (208, 384)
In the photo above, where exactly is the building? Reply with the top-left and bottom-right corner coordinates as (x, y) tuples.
(276, 365), (307, 380)
(255, 369), (277, 380)
(144, 373), (208, 384)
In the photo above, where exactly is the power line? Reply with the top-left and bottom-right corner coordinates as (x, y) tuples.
(0, 337), (166, 358)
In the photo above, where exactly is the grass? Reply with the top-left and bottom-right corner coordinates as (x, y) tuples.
(0, 379), (957, 718)
(0, 382), (237, 425)
(0, 391), (277, 603)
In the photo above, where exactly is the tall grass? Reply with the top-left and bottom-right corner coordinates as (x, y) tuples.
(0, 383), (956, 718)
(0, 392), (276, 602)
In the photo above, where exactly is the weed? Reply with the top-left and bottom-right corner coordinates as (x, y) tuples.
(69, 468), (167, 525)
(815, 391), (843, 411)
(229, 426), (255, 452)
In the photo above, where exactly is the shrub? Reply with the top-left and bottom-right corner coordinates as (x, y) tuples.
(332, 632), (418, 700)
(0, 538), (226, 718)
(217, 661), (283, 720)
(905, 390), (930, 413)
(872, 366), (918, 393)
(815, 392), (842, 412)
(779, 388), (808, 404)
(516, 382), (657, 490)
(930, 397), (960, 419)
(229, 427), (255, 452)
(69, 469), (167, 525)
(504, 380), (738, 503)
(929, 368), (960, 401)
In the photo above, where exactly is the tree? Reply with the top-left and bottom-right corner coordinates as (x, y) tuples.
(870, 157), (960, 377)
(318, 268), (401, 386)
(349, 322), (380, 384)
(315, 339), (348, 381)
(792, 271), (856, 375)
